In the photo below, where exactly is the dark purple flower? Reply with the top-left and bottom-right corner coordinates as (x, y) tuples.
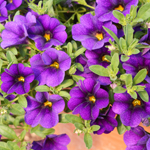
(124, 126), (150, 150)
(91, 107), (118, 135)
(6, 0), (22, 10)
(68, 78), (109, 120)
(30, 48), (71, 87)
(122, 53), (150, 83)
(95, 0), (138, 23)
(28, 14), (67, 51)
(32, 134), (70, 150)
(85, 46), (111, 85)
(1, 63), (34, 95)
(72, 13), (117, 50)
(112, 84), (150, 127)
(25, 92), (65, 128)
(1, 12), (36, 49)
(0, 0), (8, 22)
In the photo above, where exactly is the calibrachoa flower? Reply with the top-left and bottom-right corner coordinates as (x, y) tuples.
(72, 13), (117, 50)
(1, 63), (34, 94)
(91, 107), (118, 135)
(32, 134), (70, 150)
(6, 0), (22, 10)
(95, 0), (138, 23)
(28, 14), (67, 50)
(30, 48), (71, 87)
(124, 126), (150, 150)
(112, 84), (150, 127)
(0, 0), (8, 22)
(122, 53), (150, 83)
(68, 78), (109, 120)
(25, 92), (65, 128)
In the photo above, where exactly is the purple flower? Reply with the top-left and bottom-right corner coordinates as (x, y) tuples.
(72, 13), (117, 50)
(30, 48), (71, 87)
(6, 0), (22, 10)
(28, 14), (67, 51)
(95, 0), (138, 23)
(122, 53), (150, 83)
(32, 134), (70, 150)
(0, 0), (8, 22)
(1, 12), (36, 49)
(124, 126), (150, 150)
(25, 92), (65, 128)
(68, 78), (109, 120)
(112, 84), (150, 127)
(1, 63), (34, 95)
(85, 46), (111, 85)
(91, 107), (118, 135)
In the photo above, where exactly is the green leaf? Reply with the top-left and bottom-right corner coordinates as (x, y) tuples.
(6, 51), (18, 64)
(0, 59), (3, 73)
(74, 47), (86, 58)
(75, 63), (84, 72)
(19, 130), (26, 141)
(119, 38), (127, 54)
(18, 95), (27, 108)
(91, 125), (100, 132)
(121, 55), (129, 62)
(0, 142), (10, 150)
(138, 90), (149, 102)
(133, 69), (147, 85)
(125, 74), (133, 89)
(72, 75), (85, 82)
(84, 133), (93, 149)
(59, 114), (70, 123)
(35, 85), (50, 92)
(8, 47), (18, 55)
(67, 42), (72, 56)
(74, 123), (85, 130)
(113, 10), (126, 25)
(111, 53), (119, 70)
(89, 65), (109, 77)
(109, 89), (114, 104)
(53, 0), (66, 5)
(0, 124), (18, 140)
(0, 24), (5, 32)
(116, 116), (126, 135)
(65, 114), (83, 124)
(58, 91), (70, 98)
(132, 49), (140, 54)
(103, 26), (119, 44)
(10, 104), (25, 115)
(113, 86), (126, 93)
(128, 91), (137, 99)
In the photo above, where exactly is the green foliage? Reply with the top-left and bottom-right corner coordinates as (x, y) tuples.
(84, 133), (93, 149)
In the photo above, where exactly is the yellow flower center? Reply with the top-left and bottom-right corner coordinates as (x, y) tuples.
(8, 0), (13, 3)
(44, 101), (52, 108)
(102, 55), (110, 62)
(132, 99), (141, 107)
(95, 33), (103, 41)
(50, 62), (59, 69)
(44, 33), (51, 41)
(89, 96), (96, 103)
(18, 76), (25, 82)
(114, 5), (124, 12)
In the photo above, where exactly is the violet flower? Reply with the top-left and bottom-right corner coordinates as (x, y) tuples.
(1, 63), (34, 95)
(32, 134), (70, 150)
(122, 53), (150, 83)
(68, 78), (109, 120)
(0, 0), (8, 22)
(28, 14), (67, 51)
(112, 84), (150, 127)
(91, 106), (118, 135)
(72, 13), (117, 50)
(25, 92), (65, 128)
(124, 126), (150, 150)
(95, 0), (138, 23)
(30, 48), (71, 87)
(6, 0), (22, 10)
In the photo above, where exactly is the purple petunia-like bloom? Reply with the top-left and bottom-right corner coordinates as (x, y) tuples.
(112, 84), (150, 127)
(1, 63), (34, 95)
(122, 53), (150, 83)
(30, 48), (71, 87)
(28, 14), (67, 51)
(0, 0), (8, 22)
(124, 126), (150, 150)
(72, 13), (117, 50)
(95, 0), (138, 23)
(25, 92), (65, 128)
(6, 0), (22, 10)
(32, 134), (70, 150)
(91, 106), (118, 135)
(68, 78), (109, 120)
